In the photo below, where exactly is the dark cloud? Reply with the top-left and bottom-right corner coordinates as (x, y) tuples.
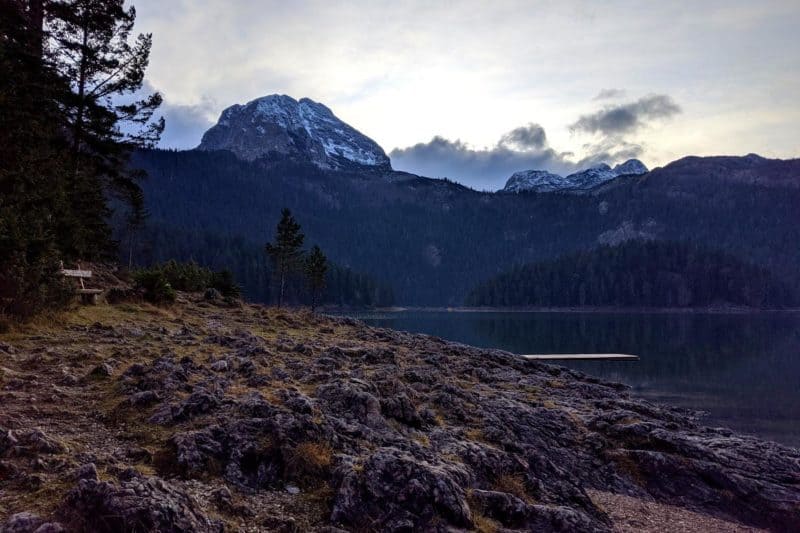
(390, 128), (578, 191)
(593, 88), (626, 100)
(498, 123), (547, 151)
(577, 138), (644, 168)
(570, 94), (681, 136)
(117, 80), (216, 150)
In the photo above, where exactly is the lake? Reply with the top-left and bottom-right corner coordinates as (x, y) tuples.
(351, 310), (800, 448)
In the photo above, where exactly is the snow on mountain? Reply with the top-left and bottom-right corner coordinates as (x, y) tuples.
(564, 163), (618, 190)
(197, 94), (391, 170)
(502, 159), (648, 193)
(503, 170), (569, 193)
(613, 159), (649, 176)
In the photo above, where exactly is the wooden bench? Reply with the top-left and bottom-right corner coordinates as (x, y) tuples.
(60, 264), (103, 304)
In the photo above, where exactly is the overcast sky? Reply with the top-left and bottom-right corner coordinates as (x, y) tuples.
(131, 0), (800, 190)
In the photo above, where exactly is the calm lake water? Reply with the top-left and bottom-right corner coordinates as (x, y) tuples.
(352, 311), (800, 448)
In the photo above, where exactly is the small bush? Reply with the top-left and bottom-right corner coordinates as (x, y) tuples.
(132, 262), (241, 301)
(132, 269), (176, 304)
(209, 270), (241, 299)
(159, 260), (212, 292)
(106, 287), (141, 304)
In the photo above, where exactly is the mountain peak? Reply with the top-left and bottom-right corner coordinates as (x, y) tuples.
(198, 94), (391, 170)
(613, 159), (648, 176)
(503, 170), (566, 193)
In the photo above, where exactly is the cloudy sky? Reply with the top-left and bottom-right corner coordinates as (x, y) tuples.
(132, 0), (800, 190)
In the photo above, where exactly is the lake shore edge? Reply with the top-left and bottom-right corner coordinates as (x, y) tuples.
(328, 305), (800, 315)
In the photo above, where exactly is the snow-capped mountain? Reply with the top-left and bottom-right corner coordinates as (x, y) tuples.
(197, 94), (391, 170)
(613, 159), (648, 176)
(502, 159), (648, 193)
(503, 170), (568, 193)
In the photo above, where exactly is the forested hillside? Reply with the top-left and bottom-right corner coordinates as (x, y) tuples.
(125, 149), (800, 306)
(465, 241), (797, 309)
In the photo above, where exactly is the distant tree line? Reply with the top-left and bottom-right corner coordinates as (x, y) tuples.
(122, 214), (394, 309)
(465, 241), (797, 309)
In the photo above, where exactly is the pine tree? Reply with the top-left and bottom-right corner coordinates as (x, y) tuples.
(305, 245), (328, 311)
(46, 0), (164, 258)
(0, 0), (73, 319)
(0, 0), (162, 318)
(265, 208), (305, 307)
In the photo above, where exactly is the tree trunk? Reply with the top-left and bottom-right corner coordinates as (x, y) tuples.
(28, 0), (45, 59)
(278, 269), (286, 307)
(72, 22), (89, 158)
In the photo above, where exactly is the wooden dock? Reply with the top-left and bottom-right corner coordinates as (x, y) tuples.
(520, 353), (639, 361)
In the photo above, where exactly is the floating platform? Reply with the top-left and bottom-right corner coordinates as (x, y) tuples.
(520, 353), (639, 361)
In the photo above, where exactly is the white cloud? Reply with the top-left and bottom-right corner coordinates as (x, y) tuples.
(129, 0), (800, 176)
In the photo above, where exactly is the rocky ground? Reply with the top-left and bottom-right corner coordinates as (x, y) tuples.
(1, 293), (799, 532)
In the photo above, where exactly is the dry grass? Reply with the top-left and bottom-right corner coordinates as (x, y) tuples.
(441, 453), (464, 464)
(413, 433), (431, 447)
(472, 513), (500, 533)
(287, 441), (334, 486)
(610, 452), (645, 486)
(541, 399), (561, 409)
(492, 473), (531, 502)
(464, 428), (486, 443)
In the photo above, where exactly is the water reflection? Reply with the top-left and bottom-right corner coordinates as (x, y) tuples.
(357, 311), (800, 447)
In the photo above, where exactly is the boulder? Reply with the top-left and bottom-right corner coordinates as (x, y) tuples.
(59, 474), (219, 532)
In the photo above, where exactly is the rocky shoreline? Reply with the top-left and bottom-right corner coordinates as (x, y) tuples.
(1, 295), (798, 532)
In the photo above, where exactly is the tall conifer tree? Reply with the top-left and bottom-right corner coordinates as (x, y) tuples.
(46, 0), (163, 258)
(265, 208), (305, 307)
(305, 245), (328, 311)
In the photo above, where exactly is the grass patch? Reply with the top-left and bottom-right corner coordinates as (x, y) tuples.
(287, 441), (333, 487)
(492, 473), (532, 502)
(610, 452), (646, 486)
(464, 428), (487, 443)
(413, 433), (431, 447)
(472, 513), (500, 533)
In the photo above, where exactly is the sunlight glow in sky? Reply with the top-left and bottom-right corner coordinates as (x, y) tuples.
(131, 0), (800, 190)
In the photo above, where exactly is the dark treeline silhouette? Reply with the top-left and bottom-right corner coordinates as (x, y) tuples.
(123, 218), (393, 308)
(126, 148), (800, 306)
(466, 241), (797, 309)
(1, 0), (162, 318)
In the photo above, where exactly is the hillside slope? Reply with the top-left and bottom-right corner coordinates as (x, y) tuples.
(1, 297), (799, 531)
(126, 150), (800, 306)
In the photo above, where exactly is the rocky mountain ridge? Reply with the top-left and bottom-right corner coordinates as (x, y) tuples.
(503, 159), (649, 193)
(197, 94), (391, 170)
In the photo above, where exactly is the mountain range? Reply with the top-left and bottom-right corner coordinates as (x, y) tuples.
(502, 159), (649, 194)
(123, 94), (800, 306)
